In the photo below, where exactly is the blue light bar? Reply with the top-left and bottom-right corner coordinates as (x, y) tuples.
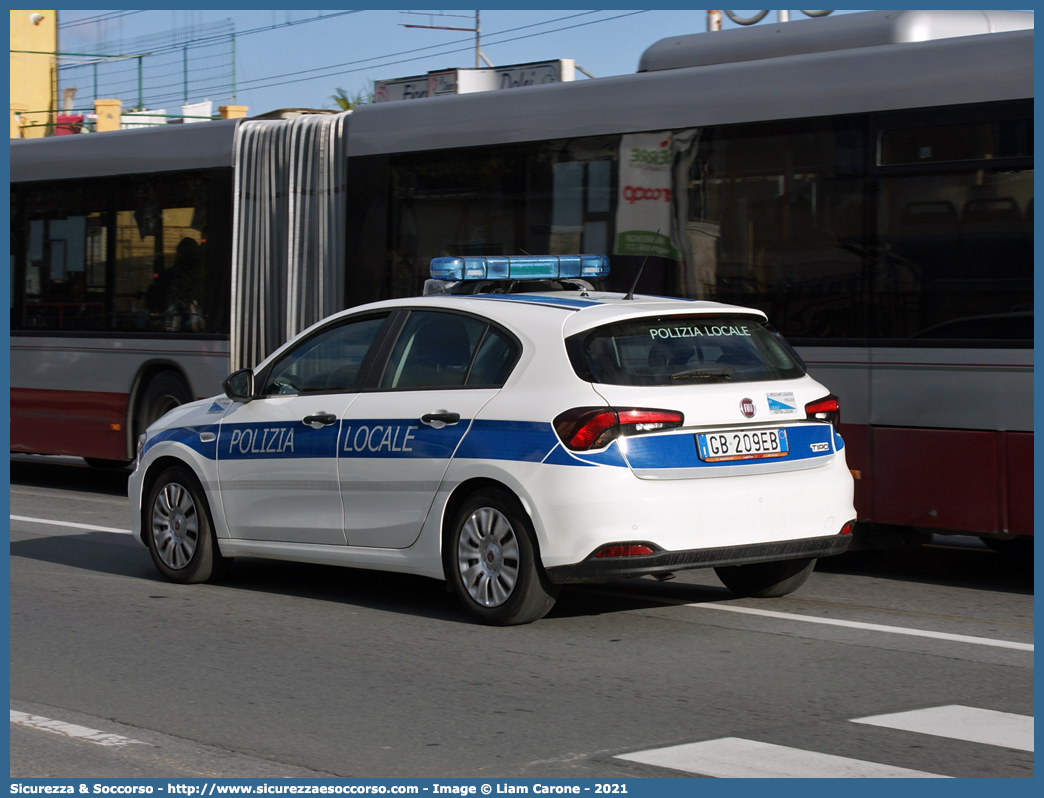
(430, 255), (610, 282)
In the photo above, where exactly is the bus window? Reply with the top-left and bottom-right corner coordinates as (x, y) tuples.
(114, 174), (209, 333)
(21, 183), (108, 331)
(677, 117), (868, 341)
(879, 119), (1033, 166)
(385, 138), (618, 299)
(874, 167), (1033, 340)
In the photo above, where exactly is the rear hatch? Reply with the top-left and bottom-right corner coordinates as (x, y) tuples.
(561, 311), (839, 478)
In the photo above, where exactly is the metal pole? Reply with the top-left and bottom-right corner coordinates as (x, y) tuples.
(93, 62), (98, 102)
(778, 10), (790, 22)
(137, 55), (143, 110)
(707, 10), (722, 31)
(183, 45), (188, 103)
(475, 10), (480, 69)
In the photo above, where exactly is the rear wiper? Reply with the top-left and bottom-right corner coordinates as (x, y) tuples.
(669, 366), (735, 382)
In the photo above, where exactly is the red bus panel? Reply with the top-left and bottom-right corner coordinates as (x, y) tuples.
(1006, 432), (1034, 536)
(11, 388), (128, 461)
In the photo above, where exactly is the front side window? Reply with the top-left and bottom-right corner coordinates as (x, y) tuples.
(262, 315), (388, 395)
(380, 311), (518, 390)
(569, 315), (804, 386)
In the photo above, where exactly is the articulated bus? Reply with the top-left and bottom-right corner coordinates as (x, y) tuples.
(10, 10), (1033, 546)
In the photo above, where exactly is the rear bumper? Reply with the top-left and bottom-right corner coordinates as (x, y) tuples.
(545, 531), (853, 584)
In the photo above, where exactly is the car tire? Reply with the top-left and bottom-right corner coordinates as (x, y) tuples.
(145, 465), (231, 584)
(448, 488), (559, 625)
(136, 371), (193, 437)
(714, 557), (816, 598)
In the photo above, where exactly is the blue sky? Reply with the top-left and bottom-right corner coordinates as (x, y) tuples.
(55, 9), (868, 116)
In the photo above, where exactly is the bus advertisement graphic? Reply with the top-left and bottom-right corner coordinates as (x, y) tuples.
(615, 132), (681, 259)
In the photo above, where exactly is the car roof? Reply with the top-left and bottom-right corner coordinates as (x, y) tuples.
(415, 290), (768, 335)
(324, 290), (766, 330)
(473, 291), (764, 327)
(256, 290), (769, 373)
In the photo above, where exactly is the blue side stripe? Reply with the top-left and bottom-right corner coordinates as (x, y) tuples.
(150, 419), (563, 464)
(218, 420), (465, 461)
(147, 419), (846, 470)
(454, 420), (559, 462)
(339, 420), (464, 459)
(573, 440), (629, 467)
(544, 444), (597, 467)
(142, 425), (219, 460)
(541, 441), (629, 468)
(220, 422), (338, 460)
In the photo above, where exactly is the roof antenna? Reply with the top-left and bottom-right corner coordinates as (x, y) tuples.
(624, 230), (659, 301)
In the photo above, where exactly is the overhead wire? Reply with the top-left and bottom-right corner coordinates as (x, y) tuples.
(55, 10), (647, 107)
(58, 10), (363, 61)
(236, 10), (605, 88)
(150, 9), (362, 53)
(239, 11), (649, 92)
(59, 10), (144, 29)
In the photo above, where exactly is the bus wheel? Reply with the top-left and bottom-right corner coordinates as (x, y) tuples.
(146, 465), (231, 584)
(984, 537), (1033, 557)
(715, 557), (817, 598)
(136, 371), (192, 436)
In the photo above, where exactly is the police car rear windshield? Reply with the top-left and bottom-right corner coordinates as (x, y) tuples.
(567, 315), (805, 386)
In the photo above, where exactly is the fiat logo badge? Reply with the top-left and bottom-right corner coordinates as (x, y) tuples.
(740, 398), (756, 418)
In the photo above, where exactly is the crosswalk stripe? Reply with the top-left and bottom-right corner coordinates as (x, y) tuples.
(10, 710), (148, 747)
(686, 602), (1034, 651)
(616, 737), (949, 778)
(852, 705), (1034, 752)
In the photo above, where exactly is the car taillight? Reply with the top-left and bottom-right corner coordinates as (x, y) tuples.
(553, 407), (684, 451)
(805, 395), (840, 426)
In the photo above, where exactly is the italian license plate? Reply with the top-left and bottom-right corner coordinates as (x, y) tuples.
(696, 429), (789, 463)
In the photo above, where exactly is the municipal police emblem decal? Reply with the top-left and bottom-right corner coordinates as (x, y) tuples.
(766, 391), (797, 415)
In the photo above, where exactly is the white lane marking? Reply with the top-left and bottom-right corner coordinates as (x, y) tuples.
(616, 737), (948, 778)
(852, 705), (1034, 752)
(688, 602), (1034, 652)
(11, 710), (148, 747)
(10, 514), (131, 536)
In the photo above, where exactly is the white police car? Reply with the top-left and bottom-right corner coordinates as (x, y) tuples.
(130, 255), (855, 625)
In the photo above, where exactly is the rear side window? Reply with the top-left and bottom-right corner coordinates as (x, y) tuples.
(380, 310), (520, 390)
(468, 327), (517, 387)
(567, 315), (805, 386)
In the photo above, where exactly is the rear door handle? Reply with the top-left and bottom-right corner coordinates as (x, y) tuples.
(303, 412), (337, 428)
(420, 411), (460, 428)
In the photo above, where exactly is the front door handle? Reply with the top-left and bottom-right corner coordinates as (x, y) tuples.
(303, 412), (337, 428)
(420, 411), (460, 428)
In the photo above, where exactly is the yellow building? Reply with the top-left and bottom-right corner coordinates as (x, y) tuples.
(10, 9), (58, 138)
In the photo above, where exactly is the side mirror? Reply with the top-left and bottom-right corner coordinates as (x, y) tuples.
(223, 368), (256, 402)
